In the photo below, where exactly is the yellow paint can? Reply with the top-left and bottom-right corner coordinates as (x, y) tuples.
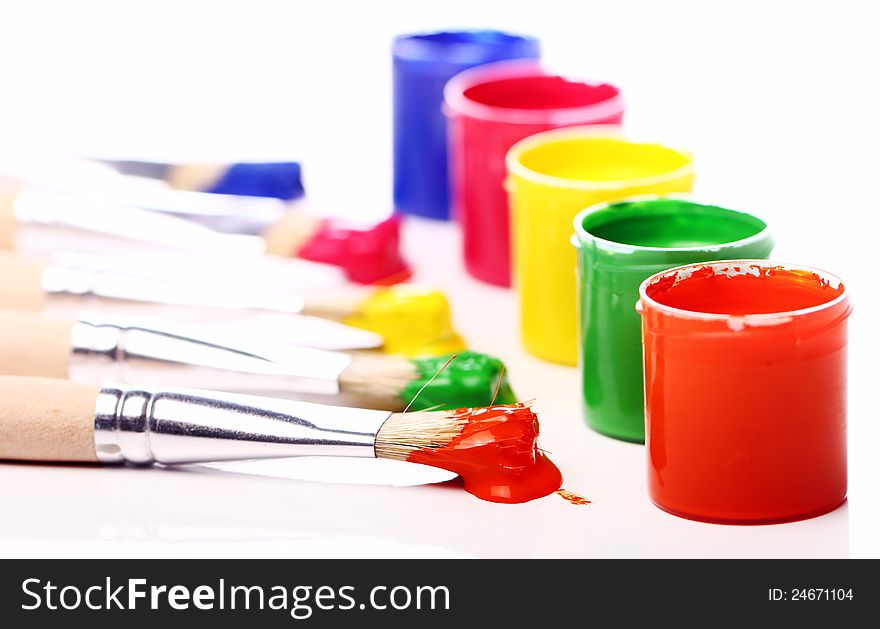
(506, 127), (695, 364)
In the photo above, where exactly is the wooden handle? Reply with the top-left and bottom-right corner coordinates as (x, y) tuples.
(0, 251), (48, 311)
(167, 162), (225, 192)
(0, 178), (20, 249)
(0, 376), (99, 462)
(263, 210), (321, 256)
(0, 311), (75, 378)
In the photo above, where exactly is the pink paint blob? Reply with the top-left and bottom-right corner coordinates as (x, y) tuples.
(298, 216), (412, 285)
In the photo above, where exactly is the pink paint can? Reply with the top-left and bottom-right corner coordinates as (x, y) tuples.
(445, 60), (625, 286)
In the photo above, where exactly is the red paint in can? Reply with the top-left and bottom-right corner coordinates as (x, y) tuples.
(638, 261), (851, 524)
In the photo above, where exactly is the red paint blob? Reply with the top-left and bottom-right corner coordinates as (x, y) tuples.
(407, 404), (563, 504)
(556, 489), (591, 506)
(640, 264), (851, 524)
(298, 216), (411, 285)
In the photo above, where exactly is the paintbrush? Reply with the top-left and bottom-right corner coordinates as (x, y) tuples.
(1, 181), (410, 284)
(93, 158), (305, 201)
(1, 175), (349, 291)
(63, 158), (306, 237)
(0, 376), (561, 503)
(92, 175), (412, 284)
(0, 250), (464, 356)
(0, 310), (514, 411)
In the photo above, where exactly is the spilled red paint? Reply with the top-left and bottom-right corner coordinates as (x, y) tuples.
(407, 403), (563, 504)
(640, 263), (851, 523)
(556, 489), (591, 506)
(298, 216), (411, 285)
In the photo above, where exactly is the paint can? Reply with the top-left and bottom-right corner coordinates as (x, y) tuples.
(445, 61), (625, 286)
(639, 261), (851, 523)
(505, 128), (695, 365)
(573, 197), (774, 443)
(393, 31), (540, 220)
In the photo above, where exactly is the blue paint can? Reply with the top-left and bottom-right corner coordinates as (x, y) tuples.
(392, 30), (540, 220)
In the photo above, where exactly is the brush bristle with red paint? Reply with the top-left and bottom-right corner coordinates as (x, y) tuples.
(376, 403), (562, 504)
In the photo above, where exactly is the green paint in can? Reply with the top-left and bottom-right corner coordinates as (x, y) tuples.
(572, 196), (774, 443)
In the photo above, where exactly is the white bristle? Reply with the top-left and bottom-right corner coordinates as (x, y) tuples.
(338, 352), (418, 410)
(262, 210), (322, 257)
(300, 286), (375, 320)
(375, 411), (467, 462)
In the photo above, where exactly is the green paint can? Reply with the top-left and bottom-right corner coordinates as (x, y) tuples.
(572, 196), (774, 443)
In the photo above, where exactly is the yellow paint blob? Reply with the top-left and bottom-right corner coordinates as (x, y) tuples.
(506, 128), (695, 365)
(345, 285), (466, 357)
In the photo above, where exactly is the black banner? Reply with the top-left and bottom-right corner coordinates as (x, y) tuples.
(0, 559), (875, 626)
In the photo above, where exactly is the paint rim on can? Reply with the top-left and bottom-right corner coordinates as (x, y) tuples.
(506, 126), (695, 192)
(573, 195), (773, 257)
(638, 259), (850, 324)
(444, 59), (625, 125)
(393, 30), (540, 64)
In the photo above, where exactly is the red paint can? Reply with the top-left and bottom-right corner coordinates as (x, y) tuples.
(444, 61), (625, 286)
(638, 261), (851, 524)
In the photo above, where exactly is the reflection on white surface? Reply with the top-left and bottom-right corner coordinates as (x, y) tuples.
(0, 455), (850, 559)
(0, 540), (469, 560)
(201, 457), (456, 487)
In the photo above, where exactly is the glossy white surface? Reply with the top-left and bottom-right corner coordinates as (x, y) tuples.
(0, 0), (877, 557)
(0, 218), (870, 558)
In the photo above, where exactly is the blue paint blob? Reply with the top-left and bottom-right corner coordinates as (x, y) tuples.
(206, 162), (305, 201)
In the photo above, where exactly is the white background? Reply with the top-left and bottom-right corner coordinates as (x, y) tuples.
(0, 0), (878, 557)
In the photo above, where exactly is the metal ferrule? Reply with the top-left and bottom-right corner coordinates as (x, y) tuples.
(93, 383), (391, 465)
(40, 262), (307, 313)
(69, 315), (351, 396)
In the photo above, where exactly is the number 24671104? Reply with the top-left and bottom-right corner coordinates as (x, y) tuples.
(769, 588), (853, 601)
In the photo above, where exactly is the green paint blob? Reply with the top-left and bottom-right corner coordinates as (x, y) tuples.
(402, 351), (517, 411)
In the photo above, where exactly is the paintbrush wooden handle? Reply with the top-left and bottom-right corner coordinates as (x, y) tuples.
(0, 311), (74, 378)
(0, 252), (48, 311)
(1, 375), (390, 466)
(0, 178), (19, 249)
(262, 210), (321, 256)
(0, 376), (99, 462)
